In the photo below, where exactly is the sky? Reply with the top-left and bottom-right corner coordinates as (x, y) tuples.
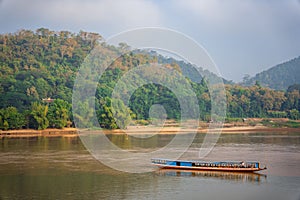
(1, 0), (300, 82)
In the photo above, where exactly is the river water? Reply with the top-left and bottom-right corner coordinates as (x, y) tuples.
(0, 132), (299, 200)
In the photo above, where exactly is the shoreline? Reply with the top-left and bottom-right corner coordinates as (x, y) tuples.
(1, 125), (300, 138)
(0, 128), (78, 138)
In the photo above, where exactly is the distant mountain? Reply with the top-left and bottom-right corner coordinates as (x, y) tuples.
(242, 56), (300, 90)
(155, 55), (233, 85)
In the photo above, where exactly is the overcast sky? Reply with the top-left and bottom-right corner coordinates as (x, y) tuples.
(1, 0), (300, 82)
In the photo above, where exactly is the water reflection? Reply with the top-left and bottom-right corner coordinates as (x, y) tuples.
(156, 169), (267, 184)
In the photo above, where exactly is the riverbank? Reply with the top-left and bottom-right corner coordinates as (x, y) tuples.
(0, 128), (78, 138)
(1, 123), (300, 138)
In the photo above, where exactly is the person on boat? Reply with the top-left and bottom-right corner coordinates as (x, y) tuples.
(241, 161), (245, 168)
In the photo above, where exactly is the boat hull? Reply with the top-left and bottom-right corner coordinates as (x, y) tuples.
(154, 164), (264, 172)
(151, 159), (267, 172)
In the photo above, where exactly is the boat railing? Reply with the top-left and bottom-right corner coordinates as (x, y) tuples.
(152, 159), (261, 169)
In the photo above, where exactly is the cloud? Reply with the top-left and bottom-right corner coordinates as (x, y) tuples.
(167, 0), (300, 81)
(172, 0), (300, 34)
(0, 0), (164, 35)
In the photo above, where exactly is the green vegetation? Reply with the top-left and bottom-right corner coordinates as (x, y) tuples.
(47, 99), (71, 128)
(0, 107), (26, 130)
(0, 29), (299, 130)
(243, 56), (300, 90)
(260, 119), (300, 128)
(225, 84), (300, 119)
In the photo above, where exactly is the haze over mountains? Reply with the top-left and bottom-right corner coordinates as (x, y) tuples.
(242, 56), (300, 90)
(157, 50), (300, 90)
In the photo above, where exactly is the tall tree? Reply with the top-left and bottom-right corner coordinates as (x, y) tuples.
(96, 97), (131, 129)
(0, 107), (26, 130)
(30, 102), (49, 130)
(47, 99), (71, 128)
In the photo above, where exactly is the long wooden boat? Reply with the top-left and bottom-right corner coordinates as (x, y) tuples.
(151, 158), (267, 172)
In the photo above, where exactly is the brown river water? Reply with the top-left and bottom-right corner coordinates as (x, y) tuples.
(0, 131), (299, 200)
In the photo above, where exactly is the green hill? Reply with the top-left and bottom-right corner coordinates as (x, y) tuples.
(0, 29), (299, 130)
(0, 29), (213, 129)
(243, 56), (300, 90)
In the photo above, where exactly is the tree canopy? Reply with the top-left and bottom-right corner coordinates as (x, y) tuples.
(0, 29), (299, 130)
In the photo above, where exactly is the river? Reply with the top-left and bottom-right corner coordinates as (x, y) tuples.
(0, 131), (299, 200)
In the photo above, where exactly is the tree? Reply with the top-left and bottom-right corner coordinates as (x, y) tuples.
(111, 98), (131, 129)
(5, 107), (26, 129)
(283, 90), (300, 111)
(30, 102), (49, 130)
(288, 109), (299, 120)
(96, 97), (131, 129)
(287, 84), (300, 93)
(47, 99), (71, 128)
(0, 107), (26, 130)
(3, 120), (9, 130)
(97, 97), (117, 129)
(255, 80), (261, 88)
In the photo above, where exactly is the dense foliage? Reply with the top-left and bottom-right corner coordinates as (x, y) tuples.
(226, 83), (299, 119)
(243, 56), (300, 90)
(0, 29), (299, 130)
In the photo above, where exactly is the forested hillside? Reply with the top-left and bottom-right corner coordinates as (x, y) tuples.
(0, 29), (299, 130)
(243, 56), (300, 90)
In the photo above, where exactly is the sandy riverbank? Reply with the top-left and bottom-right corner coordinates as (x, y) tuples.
(1, 125), (299, 138)
(0, 128), (78, 138)
(114, 125), (300, 134)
